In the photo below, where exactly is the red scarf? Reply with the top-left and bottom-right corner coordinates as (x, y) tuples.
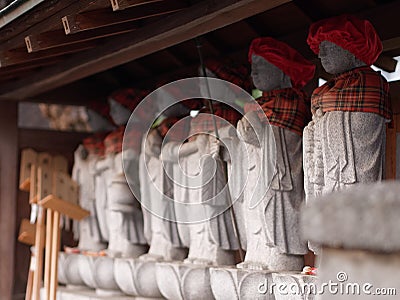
(244, 88), (311, 136)
(103, 126), (142, 155)
(311, 67), (391, 120)
(189, 103), (241, 136)
(83, 133), (108, 156)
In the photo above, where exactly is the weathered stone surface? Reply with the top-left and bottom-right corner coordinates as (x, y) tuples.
(156, 262), (214, 300)
(301, 181), (400, 252)
(210, 266), (275, 300)
(272, 272), (317, 300)
(317, 248), (400, 299)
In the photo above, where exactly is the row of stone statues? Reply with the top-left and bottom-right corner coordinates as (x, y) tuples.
(63, 14), (392, 299)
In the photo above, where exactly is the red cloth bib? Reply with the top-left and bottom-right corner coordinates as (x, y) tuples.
(311, 67), (391, 120)
(244, 88), (311, 136)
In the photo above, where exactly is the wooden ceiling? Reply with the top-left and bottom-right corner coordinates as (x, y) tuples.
(0, 0), (399, 105)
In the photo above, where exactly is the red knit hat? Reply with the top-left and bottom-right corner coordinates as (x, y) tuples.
(248, 37), (316, 89)
(307, 15), (382, 66)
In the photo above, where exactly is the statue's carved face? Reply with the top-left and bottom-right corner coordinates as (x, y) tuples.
(251, 55), (292, 92)
(109, 99), (131, 126)
(318, 41), (366, 74)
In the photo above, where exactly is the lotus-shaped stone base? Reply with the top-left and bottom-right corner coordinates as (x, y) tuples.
(272, 272), (317, 300)
(209, 266), (275, 300)
(78, 255), (124, 296)
(114, 258), (163, 298)
(156, 262), (215, 300)
(58, 252), (86, 288)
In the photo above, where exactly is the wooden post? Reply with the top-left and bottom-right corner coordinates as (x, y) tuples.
(49, 211), (61, 300)
(44, 209), (53, 300)
(0, 101), (18, 300)
(32, 154), (52, 300)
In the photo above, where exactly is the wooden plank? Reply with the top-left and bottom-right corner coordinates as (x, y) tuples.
(49, 211), (61, 300)
(374, 55), (398, 73)
(0, 0), (291, 99)
(29, 165), (38, 204)
(62, 1), (186, 34)
(39, 195), (89, 220)
(44, 209), (53, 300)
(17, 219), (36, 246)
(32, 162), (52, 300)
(0, 0), (112, 51)
(19, 129), (90, 160)
(383, 37), (400, 52)
(25, 23), (139, 53)
(0, 101), (18, 300)
(0, 44), (95, 67)
(19, 149), (38, 191)
(110, 0), (163, 11)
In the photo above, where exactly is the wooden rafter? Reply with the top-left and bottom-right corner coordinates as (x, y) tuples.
(25, 22), (138, 53)
(0, 43), (95, 67)
(374, 55), (398, 73)
(0, 0), (291, 99)
(110, 0), (163, 11)
(0, 0), (111, 51)
(62, 1), (186, 34)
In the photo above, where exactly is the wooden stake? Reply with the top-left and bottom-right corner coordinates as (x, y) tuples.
(44, 209), (54, 300)
(49, 211), (61, 300)
(32, 154), (52, 300)
(25, 248), (34, 300)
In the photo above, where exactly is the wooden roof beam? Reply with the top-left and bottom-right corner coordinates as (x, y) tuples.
(110, 0), (164, 11)
(0, 0), (291, 99)
(25, 22), (139, 53)
(0, 0), (111, 51)
(62, 1), (186, 35)
(0, 43), (95, 67)
(374, 55), (398, 73)
(292, 0), (328, 21)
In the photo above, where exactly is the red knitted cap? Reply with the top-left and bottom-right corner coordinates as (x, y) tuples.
(248, 37), (316, 89)
(307, 15), (382, 66)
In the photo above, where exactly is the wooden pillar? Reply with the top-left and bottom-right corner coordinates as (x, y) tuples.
(0, 101), (18, 300)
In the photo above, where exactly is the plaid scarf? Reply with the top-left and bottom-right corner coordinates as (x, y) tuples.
(189, 103), (242, 136)
(83, 133), (108, 156)
(104, 126), (143, 154)
(311, 67), (391, 120)
(244, 88), (311, 136)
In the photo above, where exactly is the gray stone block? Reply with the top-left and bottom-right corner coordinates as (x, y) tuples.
(301, 181), (400, 252)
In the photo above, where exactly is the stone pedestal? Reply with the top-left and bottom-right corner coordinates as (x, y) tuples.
(41, 286), (136, 300)
(114, 258), (163, 299)
(316, 248), (400, 299)
(272, 272), (317, 300)
(58, 252), (86, 288)
(302, 182), (400, 300)
(77, 255), (124, 296)
(209, 267), (275, 300)
(156, 262), (214, 300)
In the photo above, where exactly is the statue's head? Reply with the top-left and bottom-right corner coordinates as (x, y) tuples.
(109, 98), (131, 126)
(250, 54), (291, 91)
(307, 15), (382, 74)
(108, 88), (148, 125)
(248, 37), (315, 92)
(198, 59), (251, 103)
(318, 41), (366, 74)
